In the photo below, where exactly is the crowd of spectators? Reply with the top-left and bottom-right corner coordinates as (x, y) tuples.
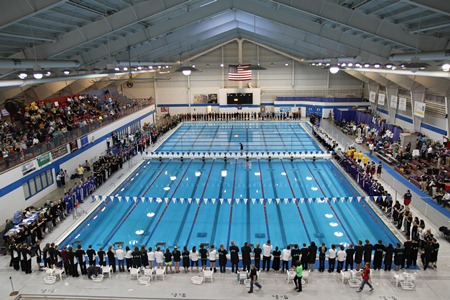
(313, 125), (440, 271)
(0, 92), (147, 168)
(336, 117), (450, 206)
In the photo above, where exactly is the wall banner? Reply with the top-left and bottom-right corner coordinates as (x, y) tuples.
(378, 93), (386, 106)
(369, 91), (377, 103)
(398, 97), (407, 111)
(390, 95), (398, 109)
(413, 101), (426, 118)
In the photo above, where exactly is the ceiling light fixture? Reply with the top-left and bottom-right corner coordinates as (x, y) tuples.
(329, 66), (340, 74)
(18, 72), (28, 79)
(175, 66), (199, 76)
(33, 72), (43, 80)
(442, 63), (450, 72)
(63, 70), (71, 75)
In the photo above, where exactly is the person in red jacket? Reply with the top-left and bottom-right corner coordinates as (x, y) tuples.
(357, 262), (374, 292)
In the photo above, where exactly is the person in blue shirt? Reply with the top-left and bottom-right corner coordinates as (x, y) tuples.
(12, 210), (23, 225)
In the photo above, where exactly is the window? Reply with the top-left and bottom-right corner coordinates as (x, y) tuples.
(23, 169), (54, 200)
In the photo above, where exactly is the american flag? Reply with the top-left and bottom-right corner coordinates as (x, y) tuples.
(228, 64), (252, 81)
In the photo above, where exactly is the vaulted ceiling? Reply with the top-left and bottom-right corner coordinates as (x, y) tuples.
(0, 0), (449, 101)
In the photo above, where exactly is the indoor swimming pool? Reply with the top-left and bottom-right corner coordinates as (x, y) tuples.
(61, 157), (398, 251)
(155, 122), (321, 153)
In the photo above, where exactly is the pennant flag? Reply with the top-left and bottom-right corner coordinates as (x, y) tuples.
(236, 198), (240, 204)
(268, 198), (272, 204)
(211, 198), (216, 204)
(308, 198), (313, 203)
(251, 198), (256, 204)
(125, 196), (129, 202)
(203, 198), (208, 204)
(348, 197), (353, 202)
(275, 198), (280, 204)
(244, 198), (248, 204)
(292, 198), (297, 203)
(228, 198), (232, 204)
(91, 195), (95, 202)
(365, 196), (371, 202)
(117, 196), (122, 202)
(141, 196), (146, 202)
(300, 198), (304, 203)
(316, 198), (321, 203)
(228, 64), (252, 81)
(101, 196), (106, 202)
(260, 198), (264, 204)
(357, 197), (361, 202)
(110, 195), (114, 201)
(164, 198), (169, 204)
(219, 198), (224, 204)
(172, 198), (177, 203)
(133, 197), (137, 203)
(284, 198), (289, 204)
(180, 198), (184, 204)
(188, 198), (192, 204)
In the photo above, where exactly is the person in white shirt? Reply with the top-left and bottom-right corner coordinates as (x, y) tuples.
(189, 246), (199, 273)
(147, 247), (155, 269)
(328, 244), (337, 273)
(155, 247), (165, 269)
(116, 246), (125, 272)
(281, 245), (291, 272)
(209, 245), (217, 272)
(336, 245), (347, 273)
(125, 246), (132, 271)
(262, 240), (273, 271)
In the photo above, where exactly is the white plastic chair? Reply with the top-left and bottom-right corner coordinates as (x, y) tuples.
(138, 275), (151, 285)
(203, 269), (214, 282)
(45, 268), (55, 276)
(53, 268), (65, 281)
(154, 268), (166, 280)
(144, 268), (154, 280)
(341, 271), (351, 283)
(287, 270), (296, 284)
(130, 268), (140, 280)
(191, 276), (204, 285)
(302, 270), (310, 284)
(102, 265), (112, 278)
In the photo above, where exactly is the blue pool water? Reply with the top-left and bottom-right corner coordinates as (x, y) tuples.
(155, 122), (321, 153)
(61, 158), (398, 250)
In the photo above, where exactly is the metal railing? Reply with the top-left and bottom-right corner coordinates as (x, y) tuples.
(0, 102), (153, 174)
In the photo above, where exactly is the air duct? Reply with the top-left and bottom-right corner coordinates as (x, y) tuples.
(0, 59), (80, 69)
(389, 50), (450, 62)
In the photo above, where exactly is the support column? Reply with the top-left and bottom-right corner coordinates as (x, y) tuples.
(386, 85), (399, 124)
(367, 82), (379, 114)
(445, 96), (449, 139)
(237, 39), (243, 89)
(410, 87), (426, 133)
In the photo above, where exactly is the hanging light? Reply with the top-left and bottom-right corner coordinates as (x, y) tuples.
(63, 70), (71, 75)
(182, 69), (191, 76)
(33, 72), (43, 79)
(175, 66), (198, 76)
(18, 72), (28, 79)
(442, 63), (450, 72)
(329, 66), (340, 74)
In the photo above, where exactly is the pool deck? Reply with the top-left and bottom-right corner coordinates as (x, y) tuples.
(1, 120), (450, 300)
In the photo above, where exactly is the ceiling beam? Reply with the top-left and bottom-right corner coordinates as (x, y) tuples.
(403, 0), (450, 17)
(0, 0), (68, 29)
(271, 0), (447, 51)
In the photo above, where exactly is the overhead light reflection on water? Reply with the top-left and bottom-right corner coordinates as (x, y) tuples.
(156, 198), (163, 203)
(334, 232), (344, 237)
(306, 177), (313, 180)
(254, 172), (260, 176)
(195, 171), (201, 177)
(147, 212), (155, 217)
(325, 214), (333, 218)
(311, 187), (318, 191)
(163, 186), (170, 191)
(170, 176), (176, 181)
(135, 230), (144, 235)
(329, 222), (338, 227)
(281, 172), (286, 176)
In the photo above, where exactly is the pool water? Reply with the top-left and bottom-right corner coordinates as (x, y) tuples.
(61, 157), (398, 250)
(155, 122), (321, 153)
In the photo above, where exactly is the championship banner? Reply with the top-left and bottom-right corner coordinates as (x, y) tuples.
(369, 91), (377, 103)
(36, 152), (51, 167)
(413, 101), (426, 118)
(378, 93), (386, 106)
(398, 97), (407, 111)
(390, 95), (398, 109)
